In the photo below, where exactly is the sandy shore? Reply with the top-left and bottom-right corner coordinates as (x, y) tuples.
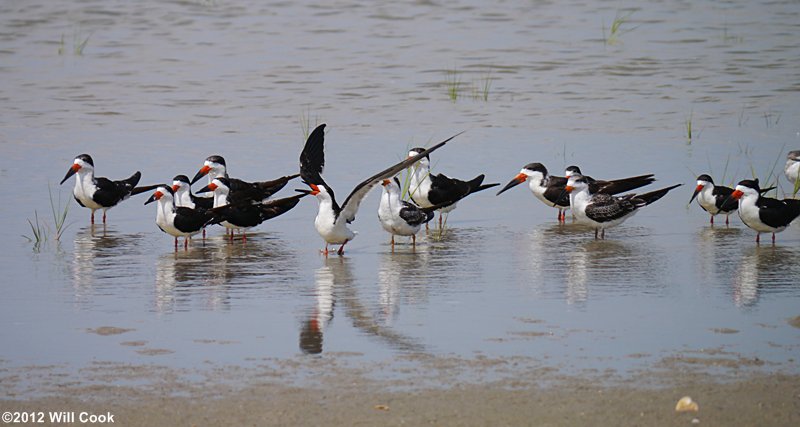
(2, 353), (799, 426)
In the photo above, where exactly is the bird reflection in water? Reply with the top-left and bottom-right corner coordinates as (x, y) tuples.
(565, 232), (662, 303)
(154, 233), (296, 313)
(376, 250), (431, 326)
(732, 245), (800, 307)
(694, 227), (741, 287)
(300, 257), (425, 355)
(71, 226), (146, 304)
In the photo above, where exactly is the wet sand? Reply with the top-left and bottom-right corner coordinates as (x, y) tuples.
(2, 356), (798, 426)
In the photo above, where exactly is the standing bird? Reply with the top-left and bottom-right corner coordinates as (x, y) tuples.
(144, 185), (221, 249)
(377, 177), (440, 250)
(60, 154), (157, 224)
(299, 124), (460, 256)
(689, 174), (739, 225)
(196, 177), (305, 241)
(497, 163), (656, 222)
(564, 175), (681, 239)
(172, 174), (211, 238)
(785, 150), (800, 194)
(406, 147), (499, 228)
(731, 179), (800, 244)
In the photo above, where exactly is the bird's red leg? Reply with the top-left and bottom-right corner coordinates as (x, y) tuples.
(337, 240), (348, 256)
(710, 215), (714, 225)
(102, 211), (107, 224)
(174, 237), (178, 250)
(184, 238), (189, 250)
(756, 233), (760, 244)
(772, 233), (776, 244)
(202, 229), (206, 240)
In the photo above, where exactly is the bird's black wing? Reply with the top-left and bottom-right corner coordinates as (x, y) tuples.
(712, 185), (738, 212)
(299, 124), (327, 179)
(584, 194), (638, 223)
(425, 174), (471, 206)
(256, 193), (307, 221)
(758, 197), (800, 229)
(92, 172), (141, 206)
(174, 207), (218, 233)
(592, 174), (656, 195)
(398, 200), (435, 226)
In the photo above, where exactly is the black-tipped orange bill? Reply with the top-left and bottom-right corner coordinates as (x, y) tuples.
(196, 182), (217, 194)
(731, 189), (743, 200)
(689, 184), (704, 204)
(564, 185), (574, 193)
(382, 179), (391, 186)
(171, 184), (180, 192)
(190, 165), (212, 185)
(496, 173), (527, 196)
(60, 163), (81, 185)
(144, 190), (163, 205)
(309, 183), (320, 196)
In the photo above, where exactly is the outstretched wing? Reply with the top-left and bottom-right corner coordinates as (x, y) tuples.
(338, 131), (463, 224)
(300, 124), (327, 180)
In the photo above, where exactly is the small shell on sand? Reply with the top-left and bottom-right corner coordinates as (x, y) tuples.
(675, 396), (699, 412)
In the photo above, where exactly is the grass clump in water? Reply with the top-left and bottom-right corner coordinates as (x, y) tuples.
(299, 106), (321, 141)
(23, 185), (71, 252)
(603, 10), (637, 46)
(59, 30), (92, 56)
(445, 68), (463, 102)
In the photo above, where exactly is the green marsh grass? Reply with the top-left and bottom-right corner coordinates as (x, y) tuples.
(445, 68), (463, 102)
(299, 106), (321, 141)
(23, 185), (71, 251)
(685, 112), (693, 144)
(472, 70), (493, 101)
(603, 11), (637, 46)
(59, 31), (91, 56)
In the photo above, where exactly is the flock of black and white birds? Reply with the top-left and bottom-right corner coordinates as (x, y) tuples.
(59, 125), (800, 253)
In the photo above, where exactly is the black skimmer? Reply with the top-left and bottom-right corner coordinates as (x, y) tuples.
(377, 177), (439, 250)
(785, 150), (800, 193)
(60, 154), (157, 224)
(171, 174), (204, 209)
(689, 174), (739, 225)
(299, 124), (460, 256)
(564, 175), (681, 239)
(172, 174), (213, 238)
(196, 177), (306, 241)
(731, 179), (800, 244)
(497, 163), (656, 222)
(144, 185), (222, 249)
(189, 155), (299, 204)
(406, 147), (499, 228)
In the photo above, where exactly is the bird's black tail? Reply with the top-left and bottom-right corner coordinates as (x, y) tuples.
(467, 175), (501, 195)
(635, 184), (682, 206)
(601, 174), (656, 195)
(258, 193), (308, 220)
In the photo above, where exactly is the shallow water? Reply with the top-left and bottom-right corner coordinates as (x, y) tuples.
(1, 0), (799, 392)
